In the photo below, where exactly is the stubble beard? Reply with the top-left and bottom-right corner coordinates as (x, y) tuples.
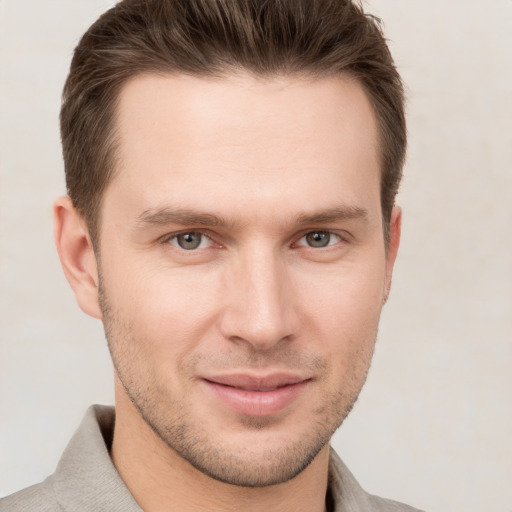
(98, 279), (374, 487)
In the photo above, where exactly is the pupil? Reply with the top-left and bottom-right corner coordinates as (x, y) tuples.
(178, 232), (201, 250)
(307, 231), (330, 247)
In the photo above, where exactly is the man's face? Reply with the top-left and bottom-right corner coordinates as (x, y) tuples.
(95, 73), (399, 486)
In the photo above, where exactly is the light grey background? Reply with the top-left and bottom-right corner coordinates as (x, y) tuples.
(1, 1), (511, 510)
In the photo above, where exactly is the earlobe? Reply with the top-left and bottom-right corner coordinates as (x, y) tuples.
(53, 196), (102, 319)
(383, 206), (402, 304)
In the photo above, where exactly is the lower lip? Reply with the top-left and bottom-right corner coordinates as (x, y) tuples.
(204, 380), (310, 417)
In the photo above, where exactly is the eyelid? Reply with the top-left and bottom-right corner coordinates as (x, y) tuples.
(292, 229), (350, 248)
(159, 228), (350, 251)
(162, 229), (218, 250)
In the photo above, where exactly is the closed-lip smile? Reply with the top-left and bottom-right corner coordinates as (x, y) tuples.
(201, 372), (311, 416)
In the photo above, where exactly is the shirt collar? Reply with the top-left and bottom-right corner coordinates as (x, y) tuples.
(49, 405), (142, 511)
(50, 404), (374, 512)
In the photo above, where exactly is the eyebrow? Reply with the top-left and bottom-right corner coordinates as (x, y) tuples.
(295, 206), (368, 225)
(135, 205), (368, 229)
(136, 208), (232, 228)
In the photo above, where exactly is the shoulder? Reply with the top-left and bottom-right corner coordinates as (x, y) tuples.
(328, 448), (426, 512)
(366, 493), (425, 512)
(0, 478), (60, 512)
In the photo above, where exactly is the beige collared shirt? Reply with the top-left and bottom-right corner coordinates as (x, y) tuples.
(0, 405), (424, 512)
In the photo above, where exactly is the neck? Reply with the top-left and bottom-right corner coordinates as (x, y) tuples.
(111, 389), (330, 512)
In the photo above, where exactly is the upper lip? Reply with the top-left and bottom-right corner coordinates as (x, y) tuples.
(203, 373), (309, 391)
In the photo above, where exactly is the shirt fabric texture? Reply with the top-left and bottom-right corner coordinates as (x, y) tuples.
(0, 405), (424, 512)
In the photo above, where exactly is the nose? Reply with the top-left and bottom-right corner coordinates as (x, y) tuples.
(218, 246), (299, 351)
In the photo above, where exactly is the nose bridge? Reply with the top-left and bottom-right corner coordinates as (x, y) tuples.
(221, 242), (297, 350)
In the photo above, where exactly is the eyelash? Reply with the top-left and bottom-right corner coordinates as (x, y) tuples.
(164, 231), (217, 251)
(294, 231), (343, 248)
(163, 229), (347, 252)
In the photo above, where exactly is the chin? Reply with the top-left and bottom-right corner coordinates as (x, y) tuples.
(173, 433), (331, 487)
(138, 401), (343, 487)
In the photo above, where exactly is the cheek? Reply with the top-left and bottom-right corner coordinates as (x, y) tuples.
(293, 261), (384, 391)
(297, 260), (386, 336)
(104, 258), (224, 359)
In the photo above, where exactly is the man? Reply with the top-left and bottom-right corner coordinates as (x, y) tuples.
(0, 0), (422, 511)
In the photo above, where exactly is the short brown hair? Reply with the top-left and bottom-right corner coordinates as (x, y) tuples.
(61, 0), (406, 245)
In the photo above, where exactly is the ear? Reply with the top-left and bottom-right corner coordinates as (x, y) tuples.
(53, 196), (102, 319)
(383, 206), (402, 304)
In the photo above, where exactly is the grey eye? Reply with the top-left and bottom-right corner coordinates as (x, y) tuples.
(175, 232), (204, 250)
(305, 231), (331, 247)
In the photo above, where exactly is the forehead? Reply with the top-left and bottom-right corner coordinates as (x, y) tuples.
(114, 72), (378, 164)
(106, 72), (380, 225)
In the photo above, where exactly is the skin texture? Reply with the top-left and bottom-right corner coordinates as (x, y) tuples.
(54, 73), (401, 512)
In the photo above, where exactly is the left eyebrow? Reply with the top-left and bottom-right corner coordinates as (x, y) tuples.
(295, 206), (369, 225)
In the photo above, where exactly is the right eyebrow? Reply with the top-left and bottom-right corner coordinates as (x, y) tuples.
(135, 208), (234, 229)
